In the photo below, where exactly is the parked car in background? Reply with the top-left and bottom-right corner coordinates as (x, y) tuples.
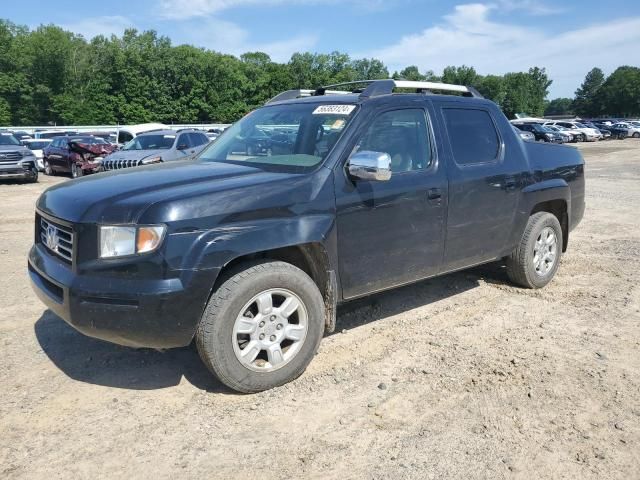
(597, 123), (629, 139)
(545, 125), (576, 143)
(613, 122), (640, 138)
(114, 123), (168, 146)
(101, 129), (210, 171)
(0, 132), (38, 182)
(43, 135), (116, 177)
(10, 130), (33, 141)
(543, 121), (601, 142)
(34, 130), (78, 139)
(512, 125), (535, 141)
(514, 123), (564, 143)
(22, 139), (52, 171)
(581, 122), (611, 139)
(83, 131), (117, 144)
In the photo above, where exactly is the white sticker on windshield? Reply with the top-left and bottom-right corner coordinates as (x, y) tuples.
(313, 105), (356, 115)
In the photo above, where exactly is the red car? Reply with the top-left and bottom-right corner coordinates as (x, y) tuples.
(43, 135), (116, 178)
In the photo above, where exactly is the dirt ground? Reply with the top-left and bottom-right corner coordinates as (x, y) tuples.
(1, 140), (639, 480)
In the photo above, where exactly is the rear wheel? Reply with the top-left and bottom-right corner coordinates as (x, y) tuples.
(196, 260), (325, 393)
(506, 212), (562, 289)
(633, 132), (640, 139)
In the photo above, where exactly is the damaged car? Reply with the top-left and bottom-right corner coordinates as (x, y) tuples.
(43, 136), (116, 178)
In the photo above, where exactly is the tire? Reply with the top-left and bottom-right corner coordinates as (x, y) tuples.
(633, 132), (640, 139)
(506, 212), (563, 289)
(43, 159), (54, 176)
(196, 260), (325, 393)
(27, 168), (38, 183)
(71, 163), (83, 178)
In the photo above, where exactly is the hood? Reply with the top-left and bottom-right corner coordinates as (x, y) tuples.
(0, 144), (29, 152)
(104, 149), (167, 162)
(36, 160), (313, 224)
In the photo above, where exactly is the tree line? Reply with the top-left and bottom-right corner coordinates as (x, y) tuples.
(1, 19), (637, 127)
(545, 66), (640, 118)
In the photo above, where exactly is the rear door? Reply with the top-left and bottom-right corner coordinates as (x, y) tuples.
(48, 138), (66, 170)
(334, 106), (448, 299)
(438, 104), (520, 271)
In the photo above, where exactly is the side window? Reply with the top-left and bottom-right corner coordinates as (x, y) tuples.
(353, 108), (432, 173)
(177, 133), (191, 149)
(188, 132), (206, 147)
(443, 108), (500, 165)
(50, 139), (58, 148)
(118, 131), (133, 144)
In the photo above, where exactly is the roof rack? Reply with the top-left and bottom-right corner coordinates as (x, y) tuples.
(266, 79), (483, 104)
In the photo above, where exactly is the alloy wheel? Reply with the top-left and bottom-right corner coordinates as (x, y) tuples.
(232, 288), (308, 372)
(532, 227), (558, 276)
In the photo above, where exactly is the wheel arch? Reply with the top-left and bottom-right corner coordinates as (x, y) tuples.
(521, 179), (571, 252)
(213, 242), (338, 333)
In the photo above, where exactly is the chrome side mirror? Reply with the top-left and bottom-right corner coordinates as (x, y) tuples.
(348, 151), (392, 181)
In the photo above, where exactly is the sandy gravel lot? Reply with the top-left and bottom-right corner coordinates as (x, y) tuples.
(1, 140), (639, 479)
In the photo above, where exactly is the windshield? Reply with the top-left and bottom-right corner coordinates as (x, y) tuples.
(0, 133), (20, 146)
(123, 134), (176, 150)
(574, 123), (586, 128)
(69, 136), (99, 144)
(198, 103), (357, 171)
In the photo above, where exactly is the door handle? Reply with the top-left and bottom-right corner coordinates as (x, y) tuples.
(427, 188), (442, 203)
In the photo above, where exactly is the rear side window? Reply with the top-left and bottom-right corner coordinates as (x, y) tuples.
(443, 108), (500, 165)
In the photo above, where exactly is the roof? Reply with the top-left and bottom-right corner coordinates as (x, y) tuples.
(137, 128), (203, 136)
(266, 79), (485, 107)
(117, 123), (168, 135)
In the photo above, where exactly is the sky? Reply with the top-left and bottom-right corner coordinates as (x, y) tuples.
(3, 0), (640, 98)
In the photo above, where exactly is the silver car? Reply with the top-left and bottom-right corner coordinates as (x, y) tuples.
(101, 129), (210, 171)
(512, 125), (535, 141)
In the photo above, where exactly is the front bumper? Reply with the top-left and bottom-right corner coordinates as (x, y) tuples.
(28, 243), (219, 348)
(0, 163), (37, 180)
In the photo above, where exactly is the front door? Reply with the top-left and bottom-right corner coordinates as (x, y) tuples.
(335, 107), (448, 299)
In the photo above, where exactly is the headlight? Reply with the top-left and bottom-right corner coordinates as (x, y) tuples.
(141, 155), (162, 165)
(99, 225), (166, 258)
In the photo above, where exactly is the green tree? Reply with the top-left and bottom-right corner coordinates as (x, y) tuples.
(545, 98), (574, 116)
(594, 66), (640, 117)
(441, 65), (478, 86)
(573, 67), (605, 116)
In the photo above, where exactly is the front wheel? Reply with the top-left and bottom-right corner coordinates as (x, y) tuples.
(71, 163), (83, 178)
(43, 159), (54, 176)
(196, 260), (325, 393)
(506, 212), (562, 289)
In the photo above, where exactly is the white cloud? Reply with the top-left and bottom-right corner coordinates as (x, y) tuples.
(365, 3), (640, 97)
(172, 17), (318, 62)
(159, 0), (391, 19)
(59, 16), (134, 39)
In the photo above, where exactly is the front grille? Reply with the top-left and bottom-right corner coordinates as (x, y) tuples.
(40, 217), (74, 263)
(0, 151), (22, 165)
(103, 159), (141, 170)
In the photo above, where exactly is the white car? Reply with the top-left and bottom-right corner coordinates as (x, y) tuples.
(544, 121), (601, 142)
(21, 138), (52, 171)
(613, 122), (640, 138)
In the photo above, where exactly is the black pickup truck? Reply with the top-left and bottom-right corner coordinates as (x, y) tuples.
(29, 80), (585, 393)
